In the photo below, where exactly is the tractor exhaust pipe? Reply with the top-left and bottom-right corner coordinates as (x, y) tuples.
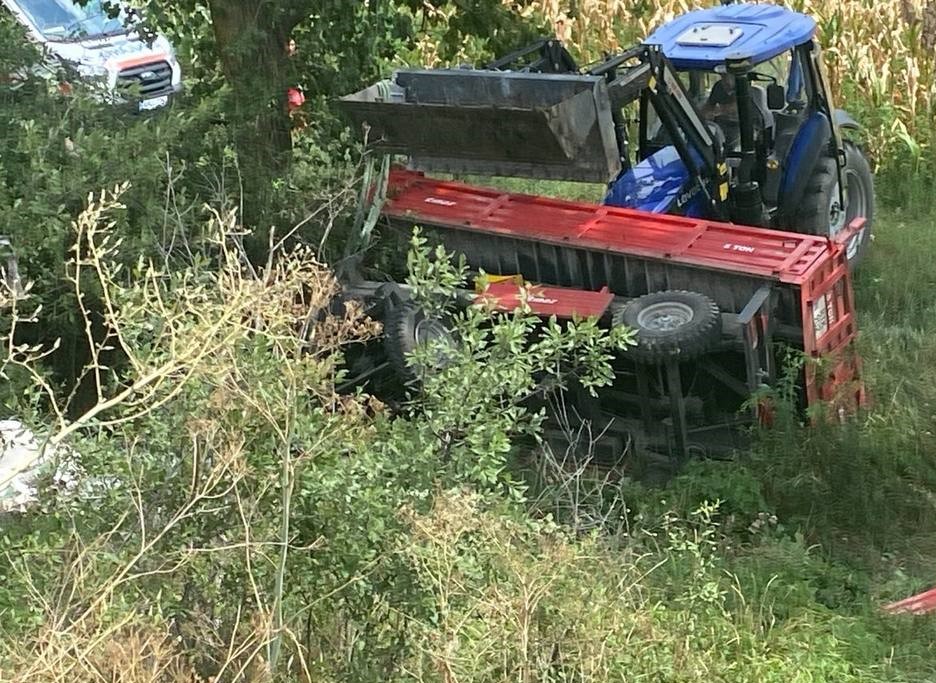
(729, 59), (769, 227)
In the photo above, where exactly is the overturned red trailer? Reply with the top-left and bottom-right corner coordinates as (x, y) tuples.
(337, 29), (869, 468)
(340, 169), (866, 465)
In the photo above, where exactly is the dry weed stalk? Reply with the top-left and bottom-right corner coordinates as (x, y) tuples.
(0, 185), (380, 681)
(1, 185), (377, 489)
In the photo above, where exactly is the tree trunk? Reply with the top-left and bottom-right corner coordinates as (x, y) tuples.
(206, 0), (299, 256)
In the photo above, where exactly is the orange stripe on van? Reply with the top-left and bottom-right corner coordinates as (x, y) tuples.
(112, 53), (168, 70)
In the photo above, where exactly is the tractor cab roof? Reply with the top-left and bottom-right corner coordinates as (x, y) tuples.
(644, 3), (816, 71)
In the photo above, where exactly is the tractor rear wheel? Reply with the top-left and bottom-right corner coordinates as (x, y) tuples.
(794, 141), (874, 268)
(383, 301), (457, 386)
(613, 290), (721, 364)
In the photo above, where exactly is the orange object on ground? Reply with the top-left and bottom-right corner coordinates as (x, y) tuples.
(884, 587), (936, 615)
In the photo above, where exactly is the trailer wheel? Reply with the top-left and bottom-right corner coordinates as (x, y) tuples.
(793, 141), (874, 269)
(384, 301), (457, 386)
(613, 290), (721, 364)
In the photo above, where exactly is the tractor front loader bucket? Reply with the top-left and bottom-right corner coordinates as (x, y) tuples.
(339, 70), (622, 183)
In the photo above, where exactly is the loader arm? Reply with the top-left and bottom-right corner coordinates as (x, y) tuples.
(639, 46), (728, 218)
(486, 38), (580, 73)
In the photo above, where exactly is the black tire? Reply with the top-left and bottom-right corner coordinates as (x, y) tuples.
(613, 290), (721, 364)
(634, 449), (679, 487)
(383, 301), (456, 385)
(793, 141), (875, 268)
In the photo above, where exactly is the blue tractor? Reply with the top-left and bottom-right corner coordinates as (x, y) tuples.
(607, 2), (873, 266)
(341, 2), (874, 267)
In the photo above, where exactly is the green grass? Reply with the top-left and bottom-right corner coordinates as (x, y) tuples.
(856, 207), (936, 452)
(453, 170), (936, 593)
(615, 206), (936, 683)
(714, 205), (936, 680)
(450, 173), (607, 202)
(837, 207), (936, 559)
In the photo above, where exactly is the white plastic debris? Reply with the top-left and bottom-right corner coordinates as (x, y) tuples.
(0, 419), (78, 513)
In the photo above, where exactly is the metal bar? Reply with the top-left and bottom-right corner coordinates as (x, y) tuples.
(742, 319), (761, 395)
(738, 285), (773, 325)
(479, 194), (512, 220)
(814, 313), (857, 354)
(635, 363), (654, 430)
(700, 360), (750, 397)
(660, 61), (714, 151)
(587, 45), (644, 77)
(666, 223), (708, 257)
(575, 207), (609, 238)
(486, 39), (549, 70)
(775, 239), (813, 276)
(760, 311), (776, 385)
(646, 66), (709, 178)
(730, 62), (758, 184)
(687, 418), (752, 433)
(610, 102), (630, 170)
(336, 361), (390, 392)
(646, 48), (715, 169)
(605, 61), (652, 106)
(738, 284), (775, 397)
(664, 359), (689, 462)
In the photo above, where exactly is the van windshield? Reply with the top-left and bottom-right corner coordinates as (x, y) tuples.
(12, 0), (130, 42)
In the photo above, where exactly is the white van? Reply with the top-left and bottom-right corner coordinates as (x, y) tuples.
(1, 0), (182, 111)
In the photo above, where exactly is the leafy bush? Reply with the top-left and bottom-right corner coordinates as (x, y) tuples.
(3, 2), (936, 682)
(0, 193), (633, 680)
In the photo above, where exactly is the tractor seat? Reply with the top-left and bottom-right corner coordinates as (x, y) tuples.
(750, 85), (775, 132)
(715, 86), (773, 153)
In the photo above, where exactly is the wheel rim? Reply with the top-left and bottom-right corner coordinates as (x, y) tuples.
(414, 317), (448, 346)
(843, 168), (869, 260)
(829, 168), (869, 260)
(636, 302), (694, 331)
(414, 317), (454, 369)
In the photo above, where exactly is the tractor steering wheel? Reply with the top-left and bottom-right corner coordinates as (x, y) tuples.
(747, 71), (778, 85)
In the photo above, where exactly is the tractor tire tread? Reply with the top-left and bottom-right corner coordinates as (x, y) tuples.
(383, 301), (424, 386)
(613, 290), (721, 364)
(792, 143), (874, 267)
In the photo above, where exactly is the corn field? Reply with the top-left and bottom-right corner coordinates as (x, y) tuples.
(505, 0), (936, 182)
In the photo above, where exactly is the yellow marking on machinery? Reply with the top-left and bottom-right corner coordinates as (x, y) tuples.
(475, 273), (524, 294)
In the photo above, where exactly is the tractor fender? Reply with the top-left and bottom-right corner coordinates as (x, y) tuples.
(833, 109), (861, 132)
(776, 111), (832, 228)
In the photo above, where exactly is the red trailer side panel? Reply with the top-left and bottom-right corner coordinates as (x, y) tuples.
(384, 169), (830, 285)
